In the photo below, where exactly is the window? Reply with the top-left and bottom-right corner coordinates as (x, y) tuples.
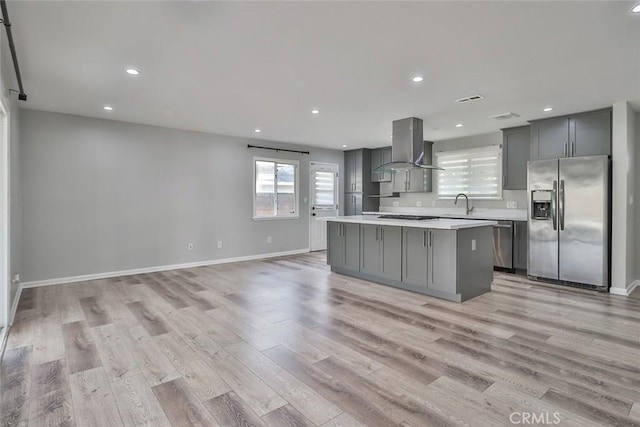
(253, 157), (299, 219)
(312, 170), (336, 208)
(435, 145), (502, 199)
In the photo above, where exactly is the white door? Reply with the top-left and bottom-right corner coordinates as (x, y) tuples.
(310, 162), (338, 251)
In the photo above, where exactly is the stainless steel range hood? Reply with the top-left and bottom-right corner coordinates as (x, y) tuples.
(375, 117), (442, 172)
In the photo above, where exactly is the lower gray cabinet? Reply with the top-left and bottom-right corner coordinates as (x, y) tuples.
(360, 224), (402, 281)
(427, 229), (457, 294)
(360, 224), (379, 275)
(327, 222), (360, 271)
(344, 193), (362, 216)
(402, 227), (429, 288)
(514, 221), (528, 271)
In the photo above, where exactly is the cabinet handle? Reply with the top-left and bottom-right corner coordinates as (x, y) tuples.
(564, 141), (567, 157)
(375, 227), (378, 241)
(380, 227), (384, 241)
(572, 141), (576, 156)
(502, 176), (506, 188)
(423, 231), (426, 247)
(428, 230), (432, 247)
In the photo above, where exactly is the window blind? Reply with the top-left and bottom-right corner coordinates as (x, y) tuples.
(435, 145), (502, 199)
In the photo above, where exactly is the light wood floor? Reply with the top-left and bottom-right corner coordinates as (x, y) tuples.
(2, 252), (640, 427)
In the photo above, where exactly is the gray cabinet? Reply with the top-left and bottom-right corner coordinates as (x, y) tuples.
(359, 224), (402, 281)
(513, 221), (528, 271)
(371, 147), (392, 182)
(392, 168), (429, 193)
(344, 193), (362, 216)
(344, 150), (363, 192)
(360, 224), (379, 276)
(390, 141), (433, 192)
(570, 110), (611, 157)
(327, 222), (360, 271)
(502, 126), (530, 190)
(531, 118), (568, 160)
(344, 149), (379, 214)
(530, 109), (611, 161)
(427, 229), (457, 294)
(402, 227), (429, 288)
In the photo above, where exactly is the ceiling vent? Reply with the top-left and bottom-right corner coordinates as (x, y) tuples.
(490, 112), (520, 120)
(455, 94), (484, 104)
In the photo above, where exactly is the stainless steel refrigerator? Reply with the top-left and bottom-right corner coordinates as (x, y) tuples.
(527, 155), (610, 289)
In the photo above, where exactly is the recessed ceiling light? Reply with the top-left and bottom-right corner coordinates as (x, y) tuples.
(342, 144), (347, 148)
(411, 75), (424, 83)
(632, 3), (640, 12)
(455, 123), (463, 128)
(311, 109), (320, 114)
(254, 129), (261, 133)
(103, 106), (113, 111)
(126, 68), (140, 75)
(543, 107), (553, 112)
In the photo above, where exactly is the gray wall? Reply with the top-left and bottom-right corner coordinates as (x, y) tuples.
(379, 131), (527, 209)
(20, 109), (343, 283)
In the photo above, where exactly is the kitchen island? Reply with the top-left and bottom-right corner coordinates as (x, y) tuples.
(326, 216), (496, 302)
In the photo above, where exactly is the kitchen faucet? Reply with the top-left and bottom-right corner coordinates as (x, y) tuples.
(454, 193), (473, 215)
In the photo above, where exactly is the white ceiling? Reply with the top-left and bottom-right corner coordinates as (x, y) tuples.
(8, 1), (640, 150)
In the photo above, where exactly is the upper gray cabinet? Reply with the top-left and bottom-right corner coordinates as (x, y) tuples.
(392, 168), (429, 193)
(530, 117), (568, 160)
(390, 141), (433, 193)
(570, 110), (612, 157)
(344, 149), (363, 192)
(502, 126), (530, 190)
(530, 109), (611, 161)
(371, 147), (392, 182)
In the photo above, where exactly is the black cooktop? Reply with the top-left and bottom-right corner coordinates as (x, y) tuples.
(378, 215), (439, 221)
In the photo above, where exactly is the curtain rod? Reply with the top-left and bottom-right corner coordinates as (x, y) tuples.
(247, 144), (310, 155)
(0, 0), (27, 101)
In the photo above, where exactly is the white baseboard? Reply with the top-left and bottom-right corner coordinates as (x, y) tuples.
(609, 280), (639, 296)
(21, 248), (310, 289)
(9, 284), (21, 325)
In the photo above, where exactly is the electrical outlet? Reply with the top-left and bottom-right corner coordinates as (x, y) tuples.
(187, 243), (194, 251)
(267, 236), (272, 244)
(506, 201), (517, 209)
(471, 239), (476, 251)
(217, 241), (223, 249)
(432, 200), (437, 207)
(416, 201), (422, 207)
(392, 201), (400, 207)
(11, 273), (19, 284)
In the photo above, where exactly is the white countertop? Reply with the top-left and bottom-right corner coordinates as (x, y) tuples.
(326, 215), (497, 230)
(364, 207), (528, 222)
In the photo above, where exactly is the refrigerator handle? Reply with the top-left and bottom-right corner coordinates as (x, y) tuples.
(551, 180), (558, 231)
(559, 180), (565, 231)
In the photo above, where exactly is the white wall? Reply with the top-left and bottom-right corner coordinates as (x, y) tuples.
(610, 101), (635, 294)
(379, 131), (527, 210)
(637, 111), (640, 283)
(20, 109), (343, 283)
(0, 29), (22, 320)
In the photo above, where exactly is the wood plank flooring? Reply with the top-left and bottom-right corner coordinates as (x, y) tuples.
(2, 251), (640, 426)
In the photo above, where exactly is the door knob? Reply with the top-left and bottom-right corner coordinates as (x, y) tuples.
(312, 213), (316, 216)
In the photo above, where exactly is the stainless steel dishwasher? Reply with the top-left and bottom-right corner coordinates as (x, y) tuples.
(493, 221), (514, 270)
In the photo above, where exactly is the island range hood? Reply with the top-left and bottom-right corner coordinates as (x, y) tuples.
(375, 117), (442, 172)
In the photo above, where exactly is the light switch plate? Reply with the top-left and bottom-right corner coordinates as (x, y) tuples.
(416, 201), (422, 207)
(471, 239), (476, 251)
(506, 201), (517, 209)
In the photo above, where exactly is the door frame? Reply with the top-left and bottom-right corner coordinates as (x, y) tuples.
(0, 97), (9, 331)
(309, 161), (339, 251)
